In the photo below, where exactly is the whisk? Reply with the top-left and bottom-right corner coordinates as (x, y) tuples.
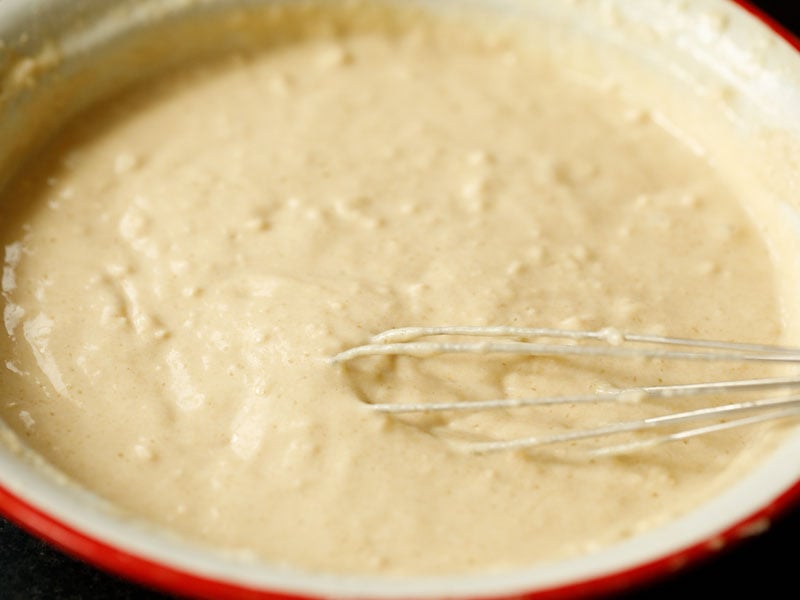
(331, 326), (800, 456)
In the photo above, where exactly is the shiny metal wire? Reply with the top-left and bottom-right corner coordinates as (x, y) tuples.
(332, 326), (800, 455)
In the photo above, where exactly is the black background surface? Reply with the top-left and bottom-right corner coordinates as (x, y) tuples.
(2, 1), (800, 599)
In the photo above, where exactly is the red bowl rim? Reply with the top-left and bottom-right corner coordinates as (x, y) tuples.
(3, 480), (800, 600)
(1, 1), (800, 599)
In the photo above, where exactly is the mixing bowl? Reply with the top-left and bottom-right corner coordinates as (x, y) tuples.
(1, 1), (800, 598)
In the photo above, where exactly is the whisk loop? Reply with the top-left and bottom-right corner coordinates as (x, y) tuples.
(332, 326), (800, 363)
(332, 326), (800, 455)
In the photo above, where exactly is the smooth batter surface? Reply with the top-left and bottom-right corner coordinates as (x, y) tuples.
(0, 2), (790, 575)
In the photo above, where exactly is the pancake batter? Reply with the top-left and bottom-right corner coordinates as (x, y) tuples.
(0, 0), (791, 575)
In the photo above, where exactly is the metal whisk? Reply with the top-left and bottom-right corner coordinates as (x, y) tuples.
(331, 326), (800, 456)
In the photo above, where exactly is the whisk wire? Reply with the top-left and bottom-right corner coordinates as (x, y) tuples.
(466, 396), (800, 455)
(332, 326), (800, 455)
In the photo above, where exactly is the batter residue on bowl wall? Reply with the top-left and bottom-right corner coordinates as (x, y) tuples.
(0, 0), (793, 575)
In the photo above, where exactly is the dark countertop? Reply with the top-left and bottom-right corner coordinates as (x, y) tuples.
(2, 1), (800, 599)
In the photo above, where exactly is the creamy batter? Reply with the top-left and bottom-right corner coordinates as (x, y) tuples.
(0, 1), (792, 575)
